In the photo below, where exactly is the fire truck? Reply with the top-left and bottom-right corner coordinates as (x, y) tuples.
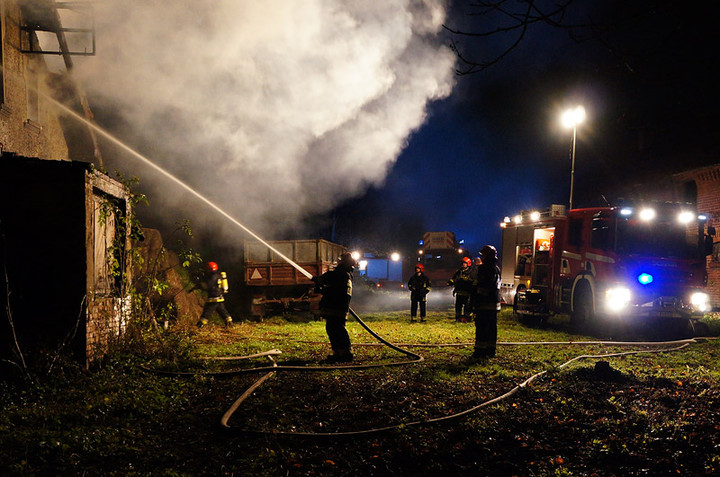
(416, 231), (465, 287)
(500, 203), (714, 333)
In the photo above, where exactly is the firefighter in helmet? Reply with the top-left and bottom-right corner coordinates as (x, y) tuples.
(447, 256), (474, 321)
(407, 263), (431, 322)
(197, 261), (233, 328)
(471, 245), (501, 359)
(312, 252), (356, 363)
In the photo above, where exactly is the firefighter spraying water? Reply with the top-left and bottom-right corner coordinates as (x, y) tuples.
(312, 252), (357, 363)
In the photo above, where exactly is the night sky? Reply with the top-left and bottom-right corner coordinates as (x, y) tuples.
(330, 0), (720, 259)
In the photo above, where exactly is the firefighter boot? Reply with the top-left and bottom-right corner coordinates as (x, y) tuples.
(225, 316), (233, 328)
(325, 348), (354, 363)
(196, 318), (209, 328)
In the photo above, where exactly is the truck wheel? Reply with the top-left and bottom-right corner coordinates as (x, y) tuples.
(571, 283), (593, 327)
(690, 320), (710, 338)
(512, 286), (525, 321)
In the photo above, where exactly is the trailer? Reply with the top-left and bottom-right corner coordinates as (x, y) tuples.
(500, 203), (714, 334)
(242, 239), (347, 317)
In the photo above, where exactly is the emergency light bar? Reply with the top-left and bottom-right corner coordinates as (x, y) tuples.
(618, 206), (708, 225)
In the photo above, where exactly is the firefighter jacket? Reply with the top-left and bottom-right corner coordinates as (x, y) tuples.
(448, 267), (474, 296)
(203, 271), (227, 303)
(408, 272), (431, 301)
(473, 260), (501, 311)
(315, 264), (353, 318)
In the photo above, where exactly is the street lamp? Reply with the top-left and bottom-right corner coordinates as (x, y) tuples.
(561, 105), (586, 210)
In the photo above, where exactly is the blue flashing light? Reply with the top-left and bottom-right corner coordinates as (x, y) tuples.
(637, 273), (654, 285)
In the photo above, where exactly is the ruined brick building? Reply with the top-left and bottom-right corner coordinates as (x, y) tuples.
(0, 0), (131, 369)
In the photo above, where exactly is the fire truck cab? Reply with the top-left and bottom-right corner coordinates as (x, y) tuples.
(501, 203), (713, 331)
(417, 231), (465, 287)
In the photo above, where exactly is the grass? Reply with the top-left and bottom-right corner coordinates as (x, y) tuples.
(2, 306), (719, 475)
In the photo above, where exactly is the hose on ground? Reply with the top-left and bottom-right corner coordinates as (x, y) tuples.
(140, 307), (423, 378)
(218, 338), (707, 437)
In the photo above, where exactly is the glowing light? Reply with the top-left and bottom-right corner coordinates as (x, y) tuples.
(605, 287), (631, 312)
(698, 214), (708, 221)
(457, 248), (464, 254)
(513, 215), (522, 224)
(637, 273), (654, 285)
(691, 292), (710, 312)
(561, 105), (586, 128)
(639, 208), (656, 221)
(418, 250), (424, 255)
(530, 211), (540, 221)
(504, 216), (511, 223)
(620, 207), (633, 216)
(358, 260), (368, 271)
(351, 251), (361, 261)
(678, 211), (695, 224)
(390, 252), (400, 261)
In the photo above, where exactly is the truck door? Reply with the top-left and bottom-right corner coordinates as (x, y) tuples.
(531, 227), (554, 288)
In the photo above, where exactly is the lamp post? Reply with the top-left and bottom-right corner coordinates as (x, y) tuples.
(561, 106), (586, 211)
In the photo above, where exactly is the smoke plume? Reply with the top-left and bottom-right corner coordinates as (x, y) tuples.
(71, 0), (456, 240)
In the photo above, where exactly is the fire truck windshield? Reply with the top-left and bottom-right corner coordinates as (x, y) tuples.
(421, 253), (459, 270)
(616, 219), (700, 259)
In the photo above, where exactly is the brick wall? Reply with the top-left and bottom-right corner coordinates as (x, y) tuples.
(674, 164), (720, 309)
(0, 1), (70, 160)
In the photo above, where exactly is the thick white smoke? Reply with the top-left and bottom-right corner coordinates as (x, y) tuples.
(72, 0), (456, 239)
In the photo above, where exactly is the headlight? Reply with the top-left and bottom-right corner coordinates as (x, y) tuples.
(605, 287), (631, 312)
(690, 292), (710, 312)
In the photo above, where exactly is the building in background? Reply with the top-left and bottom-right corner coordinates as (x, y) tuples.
(673, 164), (720, 309)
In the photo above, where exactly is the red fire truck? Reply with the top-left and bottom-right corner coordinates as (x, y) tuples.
(500, 203), (714, 333)
(416, 231), (465, 287)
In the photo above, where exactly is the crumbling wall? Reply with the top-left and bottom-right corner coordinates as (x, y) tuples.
(133, 228), (204, 326)
(0, 1), (70, 160)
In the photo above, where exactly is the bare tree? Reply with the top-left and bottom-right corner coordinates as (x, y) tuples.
(444, 0), (588, 75)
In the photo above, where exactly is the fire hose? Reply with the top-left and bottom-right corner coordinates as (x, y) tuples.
(215, 338), (705, 437)
(141, 336), (712, 437)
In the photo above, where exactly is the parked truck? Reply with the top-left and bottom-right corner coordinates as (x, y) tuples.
(242, 239), (347, 317)
(416, 231), (465, 287)
(500, 203), (714, 334)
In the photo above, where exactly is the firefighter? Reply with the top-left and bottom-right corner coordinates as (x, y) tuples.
(196, 261), (233, 328)
(468, 256), (483, 317)
(313, 252), (356, 363)
(447, 256), (474, 321)
(407, 264), (431, 322)
(471, 245), (501, 359)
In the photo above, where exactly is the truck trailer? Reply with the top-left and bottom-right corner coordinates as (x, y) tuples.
(242, 239), (347, 317)
(500, 203), (713, 334)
